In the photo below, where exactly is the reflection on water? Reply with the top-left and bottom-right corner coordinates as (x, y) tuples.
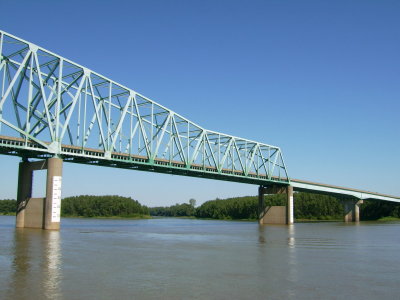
(1, 216), (400, 299)
(7, 228), (61, 300)
(287, 225), (298, 299)
(288, 224), (295, 248)
(258, 224), (266, 244)
(44, 231), (62, 299)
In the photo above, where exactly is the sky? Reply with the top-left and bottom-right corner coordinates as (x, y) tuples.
(0, 0), (399, 207)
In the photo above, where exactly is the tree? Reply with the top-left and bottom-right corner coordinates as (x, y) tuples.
(61, 195), (149, 218)
(0, 199), (16, 214)
(189, 198), (196, 208)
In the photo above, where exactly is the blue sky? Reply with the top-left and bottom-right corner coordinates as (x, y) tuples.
(0, 0), (399, 206)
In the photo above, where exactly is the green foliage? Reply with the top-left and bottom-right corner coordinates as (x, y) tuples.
(294, 193), (343, 220)
(61, 195), (149, 218)
(189, 198), (196, 208)
(150, 202), (195, 217)
(0, 199), (16, 214)
(195, 192), (343, 220)
(3, 195), (400, 222)
(195, 196), (259, 220)
(360, 200), (400, 220)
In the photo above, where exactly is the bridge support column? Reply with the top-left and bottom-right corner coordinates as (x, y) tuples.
(16, 161), (34, 228)
(16, 158), (63, 230)
(287, 185), (294, 225)
(258, 185), (294, 225)
(343, 199), (363, 222)
(258, 186), (266, 225)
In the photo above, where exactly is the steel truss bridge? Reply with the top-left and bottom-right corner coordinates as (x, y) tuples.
(0, 30), (399, 203)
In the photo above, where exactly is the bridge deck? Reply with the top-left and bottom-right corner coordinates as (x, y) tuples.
(1, 135), (398, 203)
(291, 179), (400, 203)
(0, 135), (287, 186)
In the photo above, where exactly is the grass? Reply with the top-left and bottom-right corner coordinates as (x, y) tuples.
(61, 214), (152, 220)
(295, 218), (341, 223)
(376, 216), (400, 222)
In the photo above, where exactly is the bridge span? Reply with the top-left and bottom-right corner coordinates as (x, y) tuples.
(0, 30), (398, 229)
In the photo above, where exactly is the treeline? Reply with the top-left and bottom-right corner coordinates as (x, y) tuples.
(361, 200), (400, 220)
(156, 194), (400, 221)
(195, 193), (343, 220)
(295, 193), (343, 220)
(61, 195), (149, 218)
(150, 203), (196, 217)
(0, 199), (16, 215)
(1, 194), (400, 221)
(195, 196), (260, 220)
(150, 198), (196, 217)
(0, 196), (150, 218)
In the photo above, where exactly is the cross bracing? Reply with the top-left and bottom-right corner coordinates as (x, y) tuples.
(0, 30), (289, 185)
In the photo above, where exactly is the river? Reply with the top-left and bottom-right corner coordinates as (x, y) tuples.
(0, 216), (399, 299)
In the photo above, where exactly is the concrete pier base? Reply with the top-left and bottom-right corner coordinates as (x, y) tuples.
(16, 158), (63, 230)
(343, 199), (363, 222)
(258, 185), (294, 225)
(287, 186), (294, 225)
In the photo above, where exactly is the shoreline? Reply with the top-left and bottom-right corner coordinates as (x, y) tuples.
(1, 214), (399, 222)
(61, 215), (152, 220)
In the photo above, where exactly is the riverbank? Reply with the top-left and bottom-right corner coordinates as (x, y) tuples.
(0, 213), (15, 216)
(61, 214), (152, 220)
(376, 216), (400, 222)
(2, 214), (399, 223)
(2, 213), (399, 223)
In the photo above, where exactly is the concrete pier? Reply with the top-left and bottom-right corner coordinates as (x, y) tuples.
(258, 186), (267, 224)
(258, 185), (294, 225)
(16, 158), (63, 230)
(287, 185), (294, 225)
(343, 199), (363, 222)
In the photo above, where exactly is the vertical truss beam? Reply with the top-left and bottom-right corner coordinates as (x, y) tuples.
(0, 30), (290, 185)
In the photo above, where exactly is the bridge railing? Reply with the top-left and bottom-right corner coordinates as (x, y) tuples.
(0, 30), (289, 184)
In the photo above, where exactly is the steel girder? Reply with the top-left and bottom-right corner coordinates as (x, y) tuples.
(0, 30), (289, 185)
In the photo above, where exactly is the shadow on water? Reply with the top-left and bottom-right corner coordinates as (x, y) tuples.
(7, 228), (62, 300)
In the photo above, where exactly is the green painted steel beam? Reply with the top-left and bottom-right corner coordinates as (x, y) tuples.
(0, 29), (290, 186)
(290, 179), (400, 203)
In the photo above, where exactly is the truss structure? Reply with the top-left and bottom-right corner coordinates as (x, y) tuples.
(0, 30), (289, 185)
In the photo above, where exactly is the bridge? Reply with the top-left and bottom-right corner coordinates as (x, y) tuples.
(0, 30), (398, 229)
